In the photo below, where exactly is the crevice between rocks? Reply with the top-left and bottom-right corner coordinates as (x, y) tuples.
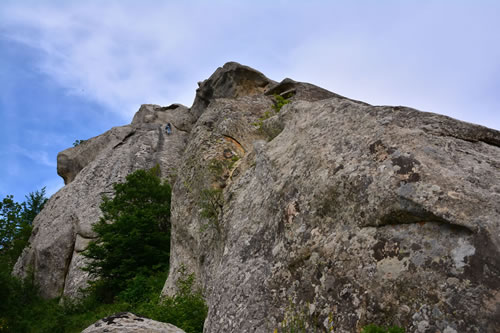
(435, 132), (500, 149)
(112, 130), (136, 149)
(171, 123), (190, 133)
(157, 104), (180, 111)
(223, 135), (246, 154)
(156, 126), (165, 153)
(61, 230), (77, 298)
(365, 199), (474, 234)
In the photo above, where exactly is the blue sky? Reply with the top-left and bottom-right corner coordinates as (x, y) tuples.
(1, 0), (499, 201)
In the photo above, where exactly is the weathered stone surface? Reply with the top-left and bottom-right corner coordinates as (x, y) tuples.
(162, 63), (500, 332)
(15, 62), (500, 332)
(14, 104), (193, 298)
(190, 62), (275, 119)
(81, 312), (186, 333)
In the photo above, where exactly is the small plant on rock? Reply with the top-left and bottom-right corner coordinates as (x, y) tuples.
(275, 301), (335, 333)
(73, 139), (86, 147)
(199, 188), (224, 233)
(253, 94), (290, 140)
(361, 324), (405, 333)
(272, 94), (291, 112)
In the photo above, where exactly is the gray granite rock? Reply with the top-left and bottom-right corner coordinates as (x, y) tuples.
(14, 62), (500, 332)
(81, 312), (185, 333)
(162, 63), (500, 332)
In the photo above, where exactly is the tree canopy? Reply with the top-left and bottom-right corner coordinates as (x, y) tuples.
(0, 188), (47, 266)
(83, 166), (172, 301)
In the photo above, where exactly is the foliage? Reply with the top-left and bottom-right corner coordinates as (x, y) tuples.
(272, 94), (291, 112)
(83, 166), (172, 302)
(361, 324), (405, 333)
(0, 172), (207, 333)
(252, 94), (290, 140)
(0, 188), (47, 266)
(228, 155), (240, 169)
(72, 140), (86, 147)
(199, 157), (237, 234)
(0, 267), (206, 333)
(0, 196), (22, 252)
(136, 269), (208, 333)
(252, 110), (273, 128)
(207, 159), (226, 179)
(275, 301), (334, 333)
(199, 188), (224, 233)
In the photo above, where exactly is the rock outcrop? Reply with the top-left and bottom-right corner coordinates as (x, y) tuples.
(14, 103), (191, 298)
(15, 62), (500, 332)
(81, 312), (186, 333)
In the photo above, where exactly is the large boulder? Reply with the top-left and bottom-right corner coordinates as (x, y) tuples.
(14, 104), (193, 298)
(162, 63), (500, 332)
(81, 312), (185, 333)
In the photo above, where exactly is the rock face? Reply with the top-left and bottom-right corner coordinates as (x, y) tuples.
(14, 103), (192, 298)
(15, 62), (500, 332)
(162, 63), (500, 332)
(81, 312), (186, 333)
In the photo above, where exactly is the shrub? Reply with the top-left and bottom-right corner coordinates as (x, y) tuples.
(83, 166), (172, 302)
(252, 94), (290, 140)
(199, 188), (224, 233)
(0, 188), (47, 266)
(72, 140), (86, 147)
(139, 269), (207, 333)
(272, 94), (291, 112)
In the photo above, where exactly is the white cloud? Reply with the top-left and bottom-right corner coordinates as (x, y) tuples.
(0, 1), (216, 118)
(0, 0), (499, 129)
(10, 145), (57, 167)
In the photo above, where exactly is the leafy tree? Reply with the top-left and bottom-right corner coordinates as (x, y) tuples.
(0, 196), (22, 252)
(83, 167), (172, 302)
(20, 188), (48, 225)
(0, 188), (47, 266)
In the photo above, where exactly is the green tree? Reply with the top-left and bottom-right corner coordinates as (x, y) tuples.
(20, 188), (48, 226)
(0, 196), (22, 253)
(0, 188), (47, 266)
(83, 167), (172, 302)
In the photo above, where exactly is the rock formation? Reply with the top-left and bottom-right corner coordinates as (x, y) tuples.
(81, 312), (186, 333)
(15, 62), (500, 332)
(14, 103), (191, 298)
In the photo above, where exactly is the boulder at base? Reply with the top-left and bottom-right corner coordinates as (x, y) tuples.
(81, 312), (185, 333)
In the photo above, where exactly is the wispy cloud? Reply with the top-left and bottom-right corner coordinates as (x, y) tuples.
(10, 145), (57, 167)
(24, 131), (69, 148)
(0, 1), (213, 117)
(0, 1), (499, 129)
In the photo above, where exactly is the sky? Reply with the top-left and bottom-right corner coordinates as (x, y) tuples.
(1, 0), (499, 202)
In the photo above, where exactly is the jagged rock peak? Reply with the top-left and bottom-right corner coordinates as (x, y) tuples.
(190, 62), (275, 118)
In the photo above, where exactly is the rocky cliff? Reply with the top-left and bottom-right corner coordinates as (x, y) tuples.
(15, 62), (500, 332)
